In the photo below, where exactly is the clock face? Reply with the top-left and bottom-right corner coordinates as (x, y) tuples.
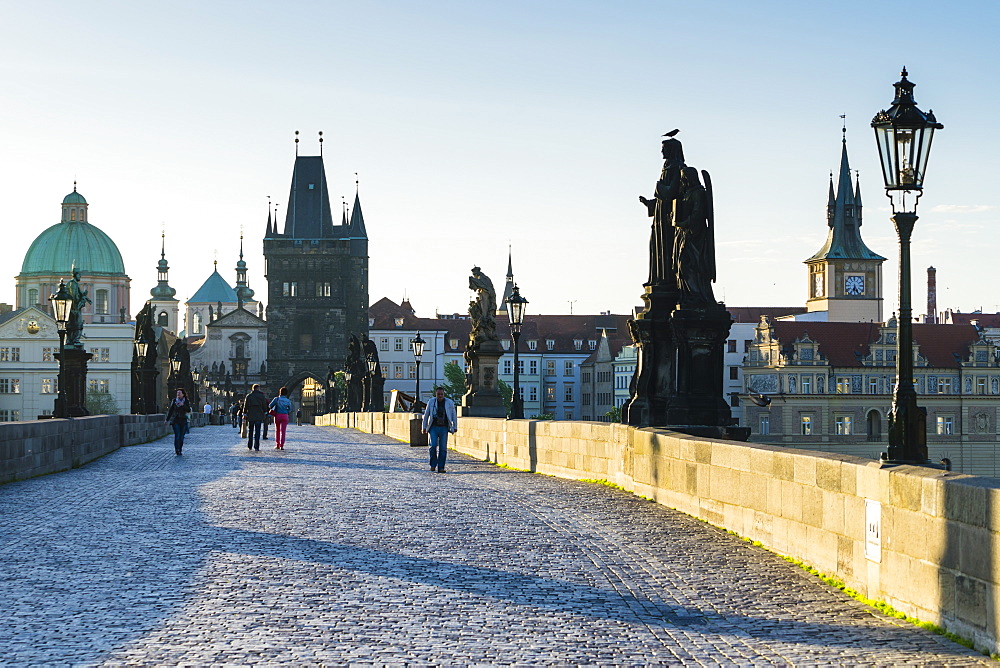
(845, 275), (865, 296)
(813, 273), (825, 297)
(26, 320), (39, 334)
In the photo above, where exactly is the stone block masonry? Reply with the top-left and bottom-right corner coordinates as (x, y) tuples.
(327, 410), (1000, 656)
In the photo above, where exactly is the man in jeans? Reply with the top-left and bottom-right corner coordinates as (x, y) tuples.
(242, 384), (269, 451)
(421, 387), (458, 473)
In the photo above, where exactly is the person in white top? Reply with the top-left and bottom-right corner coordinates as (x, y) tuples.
(203, 402), (212, 414)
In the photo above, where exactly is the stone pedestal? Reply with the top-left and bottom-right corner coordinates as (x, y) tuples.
(460, 341), (506, 418)
(57, 348), (93, 418)
(624, 284), (676, 427)
(369, 376), (386, 413)
(408, 416), (428, 447)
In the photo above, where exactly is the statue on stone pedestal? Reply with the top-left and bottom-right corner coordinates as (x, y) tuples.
(344, 334), (366, 412)
(65, 267), (92, 349)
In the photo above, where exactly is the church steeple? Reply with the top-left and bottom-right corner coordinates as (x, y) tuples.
(804, 129), (886, 323)
(498, 246), (515, 315)
(150, 233), (177, 300)
(234, 234), (255, 308)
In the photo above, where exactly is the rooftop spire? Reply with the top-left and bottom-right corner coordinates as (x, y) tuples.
(150, 231), (177, 301)
(499, 245), (515, 315)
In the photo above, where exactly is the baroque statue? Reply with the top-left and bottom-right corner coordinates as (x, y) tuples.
(468, 266), (498, 347)
(65, 267), (92, 348)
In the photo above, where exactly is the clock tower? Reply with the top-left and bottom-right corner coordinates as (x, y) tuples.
(804, 133), (885, 322)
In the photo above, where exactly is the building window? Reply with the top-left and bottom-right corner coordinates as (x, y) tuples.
(836, 377), (851, 394)
(315, 282), (331, 297)
(527, 340), (537, 351)
(545, 385), (556, 402)
(564, 361), (574, 377)
(380, 337), (389, 351)
(0, 409), (20, 422)
(744, 340), (752, 353)
(729, 367), (739, 380)
(574, 339), (583, 351)
(869, 377), (880, 394)
(582, 372), (591, 383)
(729, 392), (739, 407)
(564, 410), (574, 420)
(193, 311), (203, 334)
(0, 378), (20, 393)
(394, 365), (403, 379)
(801, 376), (811, 394)
(938, 378), (953, 394)
(978, 377), (987, 395)
(588, 340), (597, 350)
(801, 415), (813, 436)
(528, 386), (537, 402)
(727, 339), (737, 353)
(546, 339), (555, 350)
(867, 410), (881, 442)
(380, 364), (389, 377)
(88, 379), (109, 393)
(282, 282), (297, 297)
(835, 415), (853, 435)
(583, 392), (591, 406)
(937, 416), (954, 435)
(517, 360), (524, 374)
(529, 360), (538, 375)
(394, 338), (403, 351)
(759, 415), (770, 435)
(503, 359), (512, 374)
(564, 384), (574, 401)
(28, 288), (38, 306)
(95, 289), (109, 314)
(545, 360), (556, 376)
(0, 347), (20, 362)
(41, 378), (56, 394)
(407, 364), (416, 379)
(502, 339), (511, 350)
(394, 317), (404, 328)
(449, 339), (458, 349)
(42, 347), (53, 362)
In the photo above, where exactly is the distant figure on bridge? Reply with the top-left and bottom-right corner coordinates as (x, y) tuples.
(421, 387), (458, 473)
(203, 402), (212, 414)
(164, 388), (192, 455)
(243, 384), (269, 452)
(269, 387), (293, 450)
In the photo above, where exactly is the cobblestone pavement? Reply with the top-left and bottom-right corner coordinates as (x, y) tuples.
(0, 424), (990, 666)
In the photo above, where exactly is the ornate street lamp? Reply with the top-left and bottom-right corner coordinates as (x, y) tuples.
(411, 332), (426, 413)
(134, 338), (149, 415)
(872, 68), (943, 464)
(49, 280), (72, 418)
(505, 284), (528, 419)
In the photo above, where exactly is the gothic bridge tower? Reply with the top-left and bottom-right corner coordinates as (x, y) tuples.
(264, 136), (369, 410)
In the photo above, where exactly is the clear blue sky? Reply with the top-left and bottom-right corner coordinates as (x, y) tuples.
(1, 1), (997, 318)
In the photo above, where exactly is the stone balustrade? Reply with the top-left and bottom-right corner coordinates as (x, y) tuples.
(321, 410), (1000, 655)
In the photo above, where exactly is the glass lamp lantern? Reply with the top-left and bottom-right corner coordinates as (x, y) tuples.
(49, 280), (72, 332)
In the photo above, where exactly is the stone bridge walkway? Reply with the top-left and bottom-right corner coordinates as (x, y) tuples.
(0, 424), (988, 666)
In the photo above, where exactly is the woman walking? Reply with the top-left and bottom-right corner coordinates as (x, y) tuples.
(269, 387), (293, 450)
(165, 388), (192, 455)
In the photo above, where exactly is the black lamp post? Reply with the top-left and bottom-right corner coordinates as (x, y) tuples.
(872, 68), (943, 464)
(170, 355), (182, 396)
(134, 338), (149, 414)
(506, 284), (528, 419)
(411, 332), (426, 413)
(49, 280), (72, 418)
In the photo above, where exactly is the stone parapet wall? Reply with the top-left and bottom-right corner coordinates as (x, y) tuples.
(326, 411), (1000, 655)
(1, 414), (173, 484)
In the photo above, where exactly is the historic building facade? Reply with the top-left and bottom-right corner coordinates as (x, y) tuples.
(264, 151), (369, 402)
(742, 317), (1000, 477)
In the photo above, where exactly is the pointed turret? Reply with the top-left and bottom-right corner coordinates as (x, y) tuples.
(265, 206), (273, 237)
(498, 246), (515, 315)
(234, 235), (255, 307)
(150, 233), (177, 300)
(807, 134), (884, 263)
(348, 190), (368, 257)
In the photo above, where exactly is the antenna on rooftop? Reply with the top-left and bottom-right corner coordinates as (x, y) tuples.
(840, 114), (846, 140)
(568, 300), (577, 315)
(319, 130), (323, 156)
(294, 130), (299, 156)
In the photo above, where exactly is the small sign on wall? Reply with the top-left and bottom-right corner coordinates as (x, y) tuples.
(865, 499), (882, 563)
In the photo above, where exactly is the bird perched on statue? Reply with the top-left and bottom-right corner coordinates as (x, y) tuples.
(662, 129), (680, 137)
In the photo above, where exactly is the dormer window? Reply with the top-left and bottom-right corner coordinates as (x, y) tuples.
(449, 338), (459, 349)
(501, 339), (510, 350)
(588, 340), (597, 350)
(527, 340), (537, 351)
(368, 318), (375, 327)
(546, 339), (555, 350)
(574, 339), (583, 350)
(394, 317), (404, 327)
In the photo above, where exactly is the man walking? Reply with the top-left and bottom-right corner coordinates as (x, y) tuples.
(421, 387), (457, 473)
(242, 384), (269, 451)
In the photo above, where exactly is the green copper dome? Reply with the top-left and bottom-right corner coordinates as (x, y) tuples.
(62, 189), (87, 204)
(21, 219), (126, 276)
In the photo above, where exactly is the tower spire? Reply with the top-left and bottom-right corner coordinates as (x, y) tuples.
(499, 245), (515, 315)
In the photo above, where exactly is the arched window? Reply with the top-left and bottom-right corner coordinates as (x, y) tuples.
(70, 209), (76, 221)
(95, 290), (109, 315)
(157, 311), (168, 327)
(193, 311), (203, 334)
(867, 410), (882, 443)
(27, 289), (38, 306)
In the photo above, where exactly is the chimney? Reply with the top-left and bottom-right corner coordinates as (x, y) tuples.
(927, 266), (937, 324)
